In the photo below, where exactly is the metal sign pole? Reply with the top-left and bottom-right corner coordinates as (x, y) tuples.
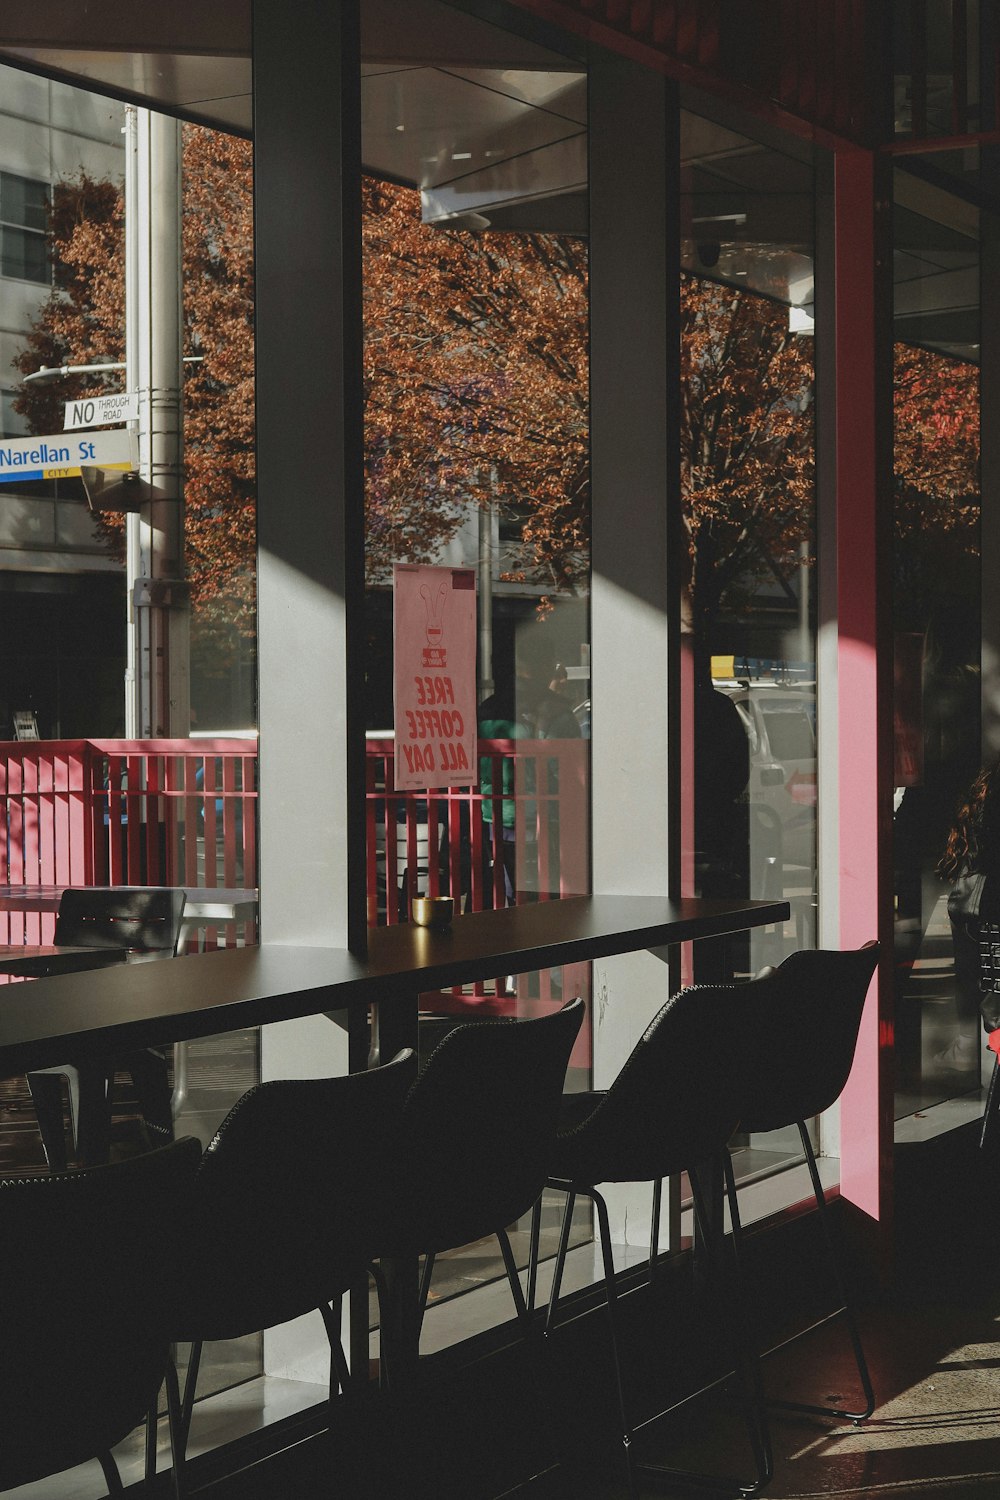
(127, 106), (190, 738)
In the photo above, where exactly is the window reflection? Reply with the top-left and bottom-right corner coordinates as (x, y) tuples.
(892, 167), (982, 1114)
(361, 10), (593, 1332)
(681, 111), (817, 1181)
(681, 114), (817, 970)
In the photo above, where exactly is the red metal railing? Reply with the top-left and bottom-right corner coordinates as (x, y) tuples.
(0, 737), (591, 1025)
(366, 736), (590, 1016)
(0, 738), (257, 945)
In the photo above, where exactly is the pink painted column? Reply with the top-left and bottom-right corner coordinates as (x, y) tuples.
(833, 147), (895, 1236)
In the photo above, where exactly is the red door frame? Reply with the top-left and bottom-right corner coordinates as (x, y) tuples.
(833, 146), (896, 1257)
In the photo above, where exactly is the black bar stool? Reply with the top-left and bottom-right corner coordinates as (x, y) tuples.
(531, 980), (772, 1499)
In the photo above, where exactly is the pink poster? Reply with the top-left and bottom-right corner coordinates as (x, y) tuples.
(393, 564), (478, 791)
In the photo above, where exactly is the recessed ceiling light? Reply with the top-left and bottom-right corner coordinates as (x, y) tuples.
(451, 152), (472, 161)
(395, 124), (405, 132)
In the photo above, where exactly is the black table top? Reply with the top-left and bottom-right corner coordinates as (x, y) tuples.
(0, 944), (127, 978)
(0, 894), (788, 1074)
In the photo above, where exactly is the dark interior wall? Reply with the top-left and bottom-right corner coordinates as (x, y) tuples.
(0, 572), (126, 738)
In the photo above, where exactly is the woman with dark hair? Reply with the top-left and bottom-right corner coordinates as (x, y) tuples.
(938, 758), (1000, 1076)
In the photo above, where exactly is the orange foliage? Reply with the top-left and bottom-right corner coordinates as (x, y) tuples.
(893, 342), (979, 543)
(679, 275), (815, 632)
(362, 178), (589, 597)
(12, 129), (256, 668)
(14, 156), (592, 635)
(12, 144), (979, 659)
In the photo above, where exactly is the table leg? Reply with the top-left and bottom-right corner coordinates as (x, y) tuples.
(368, 993), (419, 1069)
(691, 934), (730, 1273)
(347, 1003), (375, 1383)
(76, 1061), (112, 1166)
(362, 994), (421, 1392)
(693, 932), (729, 986)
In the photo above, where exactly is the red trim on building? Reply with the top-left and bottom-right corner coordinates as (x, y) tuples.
(833, 149), (894, 1242)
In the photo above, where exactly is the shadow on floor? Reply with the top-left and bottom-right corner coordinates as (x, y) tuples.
(192, 1118), (1000, 1500)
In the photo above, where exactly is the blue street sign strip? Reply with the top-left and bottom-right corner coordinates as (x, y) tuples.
(0, 428), (136, 484)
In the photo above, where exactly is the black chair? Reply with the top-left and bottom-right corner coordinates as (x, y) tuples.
(165, 1047), (416, 1457)
(724, 941), (880, 1424)
(26, 886), (187, 1169)
(0, 1136), (201, 1499)
(532, 981), (771, 1500)
(375, 997), (585, 1365)
(50, 886), (187, 954)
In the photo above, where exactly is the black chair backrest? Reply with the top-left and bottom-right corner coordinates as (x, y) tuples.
(554, 982), (745, 1185)
(387, 997), (585, 1257)
(0, 1136), (201, 1491)
(169, 1047), (416, 1343)
(736, 942), (880, 1133)
(55, 886), (186, 954)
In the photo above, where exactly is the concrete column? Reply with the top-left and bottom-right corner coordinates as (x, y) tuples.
(252, 0), (365, 1377)
(589, 52), (676, 1248)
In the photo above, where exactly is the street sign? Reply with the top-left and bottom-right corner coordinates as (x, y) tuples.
(0, 428), (137, 484)
(63, 393), (139, 430)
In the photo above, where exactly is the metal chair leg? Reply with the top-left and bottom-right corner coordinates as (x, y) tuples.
(76, 1063), (112, 1166)
(180, 1340), (202, 1449)
(634, 1166), (772, 1497)
(526, 1196), (542, 1315)
(417, 1251), (435, 1333)
(591, 1186), (638, 1500)
(545, 1186), (576, 1335)
(369, 1260), (396, 1391)
(319, 1298), (353, 1398)
(649, 1177), (663, 1285)
(719, 1151), (775, 1491)
(544, 1172), (770, 1498)
(725, 1126), (874, 1424)
(144, 1388), (159, 1486)
(497, 1226), (531, 1331)
(97, 1450), (125, 1496)
(760, 1122), (874, 1424)
(164, 1357), (187, 1500)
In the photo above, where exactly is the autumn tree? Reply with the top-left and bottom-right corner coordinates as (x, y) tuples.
(679, 278), (980, 649)
(11, 174), (125, 436)
(679, 274), (815, 650)
(361, 177), (589, 599)
(14, 160), (592, 634)
(177, 127), (255, 667)
(893, 342), (979, 630)
(12, 128), (256, 681)
(14, 146), (979, 676)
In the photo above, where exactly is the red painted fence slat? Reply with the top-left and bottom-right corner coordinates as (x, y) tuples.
(0, 737), (591, 1019)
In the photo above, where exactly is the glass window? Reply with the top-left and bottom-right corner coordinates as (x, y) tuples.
(680, 111), (817, 955)
(0, 86), (260, 1410)
(0, 171), (49, 281)
(892, 166), (982, 1116)
(680, 109), (818, 1182)
(0, 388), (27, 437)
(362, 2), (591, 1343)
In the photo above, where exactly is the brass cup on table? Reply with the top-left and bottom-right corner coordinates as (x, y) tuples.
(410, 895), (454, 929)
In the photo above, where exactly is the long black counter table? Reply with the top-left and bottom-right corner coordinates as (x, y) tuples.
(0, 894), (789, 1075)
